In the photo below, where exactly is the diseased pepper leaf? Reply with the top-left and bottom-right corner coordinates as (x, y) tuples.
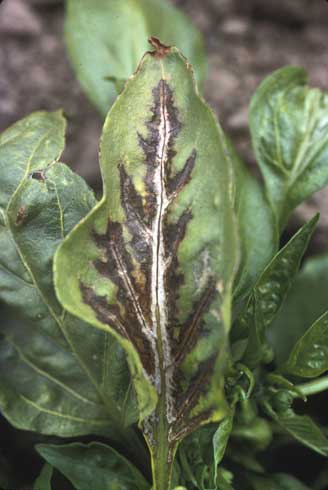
(54, 40), (239, 476)
(233, 215), (318, 367)
(65, 0), (207, 115)
(250, 66), (328, 230)
(269, 254), (328, 364)
(0, 112), (141, 447)
(283, 310), (328, 378)
(36, 442), (150, 490)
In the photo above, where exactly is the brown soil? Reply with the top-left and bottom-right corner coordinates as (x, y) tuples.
(1, 0), (327, 249)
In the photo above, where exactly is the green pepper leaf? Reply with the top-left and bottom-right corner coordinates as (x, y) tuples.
(250, 66), (328, 230)
(65, 0), (207, 115)
(178, 417), (233, 490)
(231, 145), (277, 299)
(265, 404), (328, 456)
(36, 442), (150, 490)
(33, 464), (53, 490)
(54, 40), (239, 480)
(278, 413), (328, 456)
(283, 310), (328, 378)
(233, 215), (318, 367)
(269, 254), (328, 364)
(212, 416), (234, 485)
(0, 112), (141, 449)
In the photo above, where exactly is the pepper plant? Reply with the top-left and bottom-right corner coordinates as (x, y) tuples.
(1, 37), (328, 490)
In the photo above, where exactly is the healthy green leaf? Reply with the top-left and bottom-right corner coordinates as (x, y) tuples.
(269, 254), (328, 364)
(55, 40), (239, 485)
(36, 442), (150, 490)
(178, 418), (232, 490)
(278, 413), (328, 456)
(265, 404), (328, 456)
(33, 464), (53, 490)
(231, 145), (277, 298)
(0, 112), (140, 447)
(250, 66), (328, 229)
(233, 215), (318, 367)
(283, 310), (328, 378)
(212, 416), (233, 485)
(65, 0), (207, 115)
(178, 427), (213, 490)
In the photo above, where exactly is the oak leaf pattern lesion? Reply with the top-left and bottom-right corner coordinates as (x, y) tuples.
(80, 78), (218, 441)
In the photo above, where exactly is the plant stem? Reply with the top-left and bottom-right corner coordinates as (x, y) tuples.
(152, 400), (176, 490)
(149, 307), (176, 490)
(295, 375), (328, 397)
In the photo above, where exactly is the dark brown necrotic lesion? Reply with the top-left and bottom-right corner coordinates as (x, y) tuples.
(80, 79), (217, 405)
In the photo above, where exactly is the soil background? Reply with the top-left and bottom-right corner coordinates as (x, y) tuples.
(1, 0), (328, 250)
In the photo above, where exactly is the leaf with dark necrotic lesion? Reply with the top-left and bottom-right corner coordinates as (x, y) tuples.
(55, 41), (239, 473)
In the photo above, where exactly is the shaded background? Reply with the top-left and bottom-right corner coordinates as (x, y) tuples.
(1, 0), (328, 251)
(0, 0), (328, 487)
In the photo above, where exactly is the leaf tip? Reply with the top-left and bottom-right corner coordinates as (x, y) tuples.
(148, 36), (171, 59)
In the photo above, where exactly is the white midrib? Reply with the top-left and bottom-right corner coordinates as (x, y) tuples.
(151, 80), (175, 423)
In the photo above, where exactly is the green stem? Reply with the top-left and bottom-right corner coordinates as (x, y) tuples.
(295, 375), (328, 398)
(150, 307), (176, 490)
(151, 424), (175, 490)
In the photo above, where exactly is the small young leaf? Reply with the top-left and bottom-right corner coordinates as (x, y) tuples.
(33, 464), (53, 490)
(269, 254), (328, 364)
(36, 442), (150, 490)
(233, 215), (318, 367)
(283, 310), (328, 378)
(250, 66), (328, 229)
(178, 426), (215, 490)
(0, 112), (141, 451)
(212, 416), (233, 484)
(177, 417), (233, 490)
(55, 41), (239, 484)
(65, 0), (207, 115)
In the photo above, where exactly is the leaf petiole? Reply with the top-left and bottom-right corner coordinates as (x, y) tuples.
(294, 375), (328, 398)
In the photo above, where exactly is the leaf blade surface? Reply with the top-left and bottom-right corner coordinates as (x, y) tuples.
(55, 43), (239, 471)
(0, 112), (138, 442)
(250, 66), (328, 229)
